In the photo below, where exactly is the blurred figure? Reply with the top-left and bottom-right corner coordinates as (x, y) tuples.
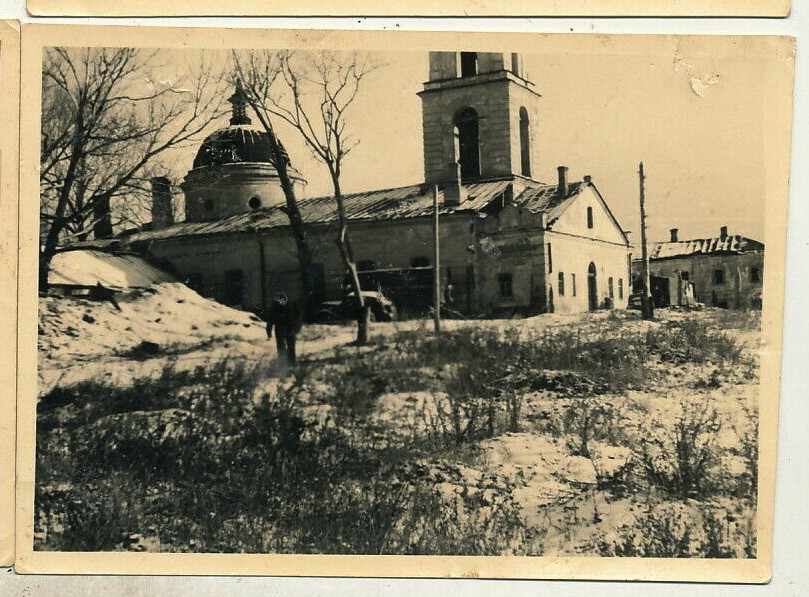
(265, 292), (302, 372)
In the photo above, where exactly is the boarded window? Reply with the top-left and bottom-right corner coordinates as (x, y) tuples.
(558, 272), (565, 296)
(571, 273), (577, 297)
(498, 273), (513, 298)
(587, 206), (594, 229)
(460, 52), (478, 77)
(713, 269), (726, 285)
(618, 278), (624, 299)
(750, 266), (761, 283)
(519, 107), (531, 177)
(454, 107), (480, 179)
(608, 276), (614, 298)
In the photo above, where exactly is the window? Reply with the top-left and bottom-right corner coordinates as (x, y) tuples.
(224, 269), (245, 306)
(713, 269), (726, 285)
(411, 256), (430, 268)
(750, 267), (761, 283)
(358, 260), (377, 272)
(586, 206), (594, 229)
(248, 196), (262, 209)
(498, 273), (513, 298)
(460, 52), (478, 77)
(453, 107), (480, 179)
(571, 273), (577, 297)
(519, 107), (531, 177)
(185, 273), (203, 292)
(510, 53), (521, 76)
(547, 242), (553, 273)
(558, 272), (565, 296)
(680, 271), (690, 281)
(608, 277), (614, 299)
(618, 278), (624, 299)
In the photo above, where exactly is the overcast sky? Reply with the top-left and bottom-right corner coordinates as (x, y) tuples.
(152, 45), (769, 244)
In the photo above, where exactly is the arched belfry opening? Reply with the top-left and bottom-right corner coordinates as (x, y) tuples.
(420, 52), (541, 185)
(519, 107), (531, 177)
(454, 107), (481, 180)
(459, 52), (478, 77)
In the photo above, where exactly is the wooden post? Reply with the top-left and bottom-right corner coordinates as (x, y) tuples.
(639, 162), (654, 320)
(433, 185), (442, 333)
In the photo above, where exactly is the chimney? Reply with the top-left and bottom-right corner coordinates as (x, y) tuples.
(151, 177), (174, 230)
(442, 161), (467, 206)
(720, 225), (728, 241)
(583, 175), (592, 184)
(557, 166), (569, 195)
(670, 228), (679, 242)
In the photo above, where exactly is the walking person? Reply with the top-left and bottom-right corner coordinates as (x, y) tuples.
(265, 292), (302, 373)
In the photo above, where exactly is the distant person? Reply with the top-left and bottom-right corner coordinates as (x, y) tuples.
(265, 292), (302, 371)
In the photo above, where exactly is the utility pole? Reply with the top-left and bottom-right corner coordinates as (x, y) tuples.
(433, 184), (442, 333)
(638, 161), (654, 320)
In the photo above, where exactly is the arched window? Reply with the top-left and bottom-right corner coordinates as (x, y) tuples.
(519, 107), (531, 177)
(608, 277), (614, 299)
(454, 107), (481, 180)
(587, 206), (594, 229)
(460, 52), (478, 77)
(558, 272), (565, 296)
(618, 278), (624, 299)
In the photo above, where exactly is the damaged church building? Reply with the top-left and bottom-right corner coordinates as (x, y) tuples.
(82, 51), (632, 318)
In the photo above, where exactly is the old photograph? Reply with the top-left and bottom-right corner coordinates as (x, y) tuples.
(15, 27), (794, 580)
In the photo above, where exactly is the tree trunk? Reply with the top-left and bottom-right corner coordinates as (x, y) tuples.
(248, 102), (316, 318)
(331, 171), (367, 345)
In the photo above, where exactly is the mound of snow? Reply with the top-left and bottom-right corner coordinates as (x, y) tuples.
(39, 282), (267, 363)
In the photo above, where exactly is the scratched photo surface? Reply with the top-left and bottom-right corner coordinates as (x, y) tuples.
(21, 31), (792, 579)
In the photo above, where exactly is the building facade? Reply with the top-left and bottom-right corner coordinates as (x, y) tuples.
(635, 226), (765, 309)
(99, 52), (632, 318)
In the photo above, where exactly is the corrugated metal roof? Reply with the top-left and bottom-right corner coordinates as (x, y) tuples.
(49, 249), (177, 289)
(650, 235), (764, 260)
(73, 179), (586, 247)
(516, 181), (587, 223)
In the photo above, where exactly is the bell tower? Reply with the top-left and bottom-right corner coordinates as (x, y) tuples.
(418, 52), (542, 186)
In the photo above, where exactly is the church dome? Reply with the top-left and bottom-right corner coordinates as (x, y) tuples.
(191, 80), (290, 170)
(193, 125), (274, 169)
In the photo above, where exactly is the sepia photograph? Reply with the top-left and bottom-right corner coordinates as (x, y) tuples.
(14, 27), (794, 580)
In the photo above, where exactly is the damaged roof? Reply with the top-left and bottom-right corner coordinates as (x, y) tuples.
(74, 178), (589, 247)
(49, 249), (177, 289)
(650, 235), (764, 260)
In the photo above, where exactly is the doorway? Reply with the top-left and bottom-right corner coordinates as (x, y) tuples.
(587, 262), (598, 311)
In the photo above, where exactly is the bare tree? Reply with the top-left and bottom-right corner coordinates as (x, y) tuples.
(39, 47), (228, 290)
(235, 50), (380, 344)
(225, 78), (317, 320)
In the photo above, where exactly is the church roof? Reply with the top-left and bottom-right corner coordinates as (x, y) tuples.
(650, 235), (764, 260)
(74, 178), (589, 248)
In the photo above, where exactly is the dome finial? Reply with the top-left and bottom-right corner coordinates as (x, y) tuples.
(228, 79), (252, 126)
